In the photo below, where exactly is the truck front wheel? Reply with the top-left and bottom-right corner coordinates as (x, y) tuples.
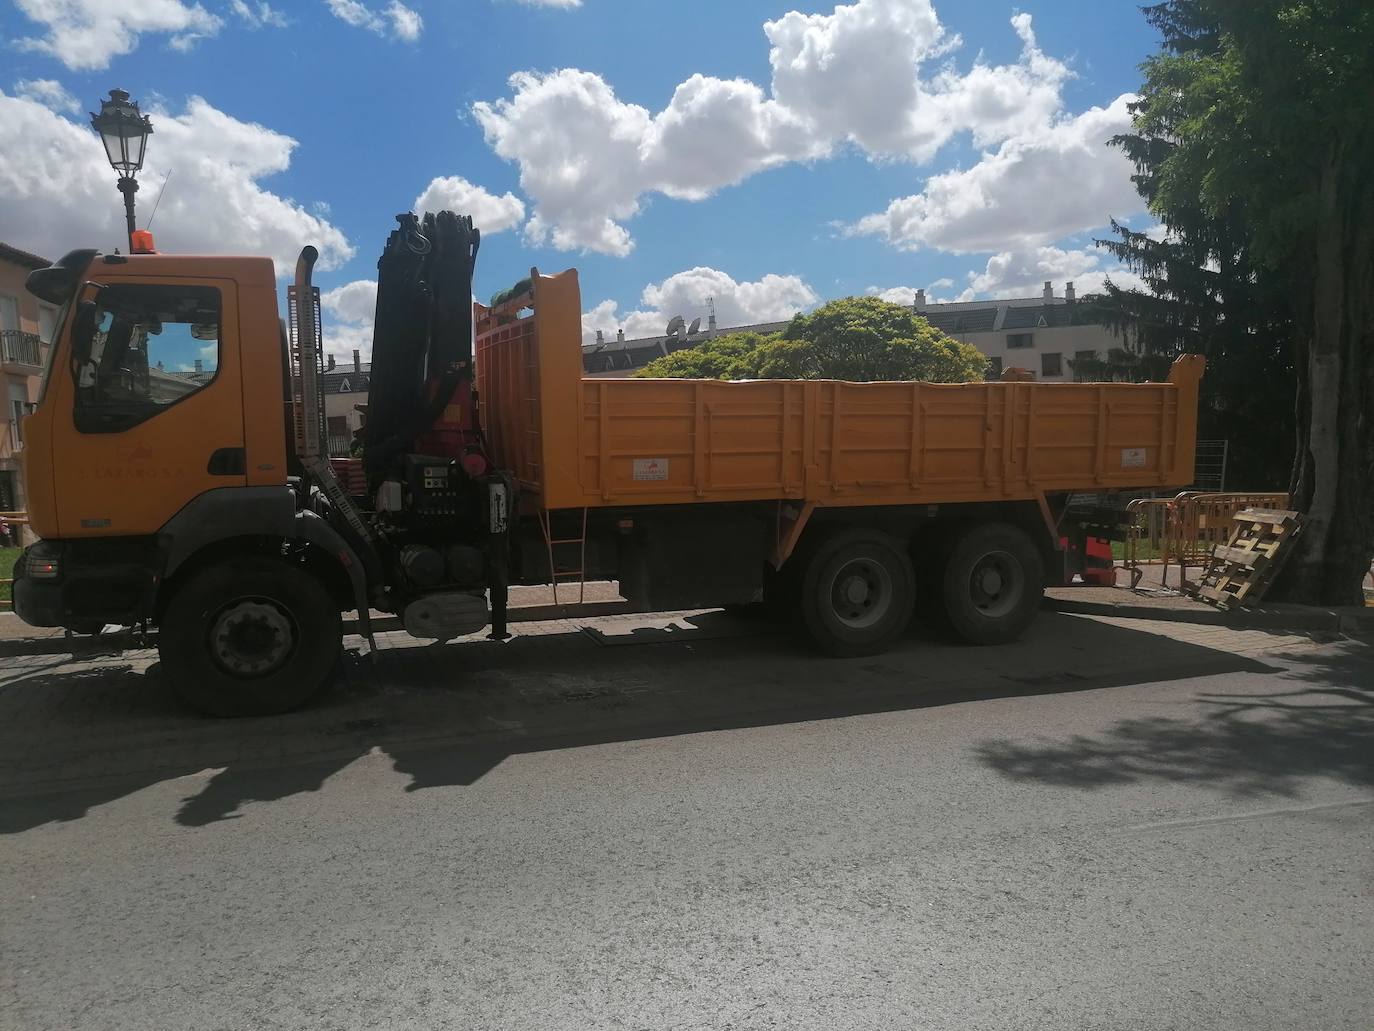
(800, 529), (914, 657)
(159, 557), (342, 717)
(941, 523), (1044, 645)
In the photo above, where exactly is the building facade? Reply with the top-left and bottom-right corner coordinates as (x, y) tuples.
(323, 350), (370, 456)
(1, 242), (57, 540)
(913, 281), (1121, 382)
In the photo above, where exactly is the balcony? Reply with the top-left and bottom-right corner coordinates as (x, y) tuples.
(1, 331), (43, 373)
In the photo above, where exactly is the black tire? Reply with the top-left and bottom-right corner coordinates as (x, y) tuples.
(940, 522), (1044, 645)
(799, 528), (914, 657)
(159, 557), (342, 717)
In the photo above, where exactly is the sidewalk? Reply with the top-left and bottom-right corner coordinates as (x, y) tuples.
(1047, 560), (1374, 633)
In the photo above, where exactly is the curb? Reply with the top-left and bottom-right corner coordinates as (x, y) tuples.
(1044, 596), (1374, 634)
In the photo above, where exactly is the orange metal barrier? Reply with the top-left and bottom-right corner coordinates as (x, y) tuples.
(1122, 493), (1288, 589)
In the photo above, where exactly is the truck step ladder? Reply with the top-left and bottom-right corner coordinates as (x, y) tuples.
(539, 507), (588, 605)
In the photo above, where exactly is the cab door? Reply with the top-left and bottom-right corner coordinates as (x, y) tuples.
(45, 276), (245, 538)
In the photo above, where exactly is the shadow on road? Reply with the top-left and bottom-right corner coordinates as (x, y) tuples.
(974, 637), (1374, 798)
(0, 611), (1290, 833)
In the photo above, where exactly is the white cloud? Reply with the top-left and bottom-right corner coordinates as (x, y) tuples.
(13, 78), (78, 113)
(414, 176), (525, 233)
(386, 1), (422, 41)
(231, 1), (288, 28)
(763, 0), (1066, 160)
(322, 280), (378, 324)
(324, 0), (421, 40)
(865, 278), (956, 305)
(475, 70), (652, 257)
(14, 0), (223, 69)
(473, 2), (1078, 255)
(849, 94), (1144, 254)
(512, 0), (582, 7)
(581, 267), (818, 346)
(321, 280), (377, 363)
(0, 88), (353, 274)
(956, 245), (1144, 300)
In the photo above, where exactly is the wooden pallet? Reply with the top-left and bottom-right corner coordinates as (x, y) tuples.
(1186, 508), (1303, 610)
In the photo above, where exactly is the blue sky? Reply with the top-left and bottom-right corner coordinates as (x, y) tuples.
(1, 0), (1161, 357)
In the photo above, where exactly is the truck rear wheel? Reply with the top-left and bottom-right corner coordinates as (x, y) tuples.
(940, 523), (1044, 645)
(159, 557), (342, 717)
(800, 529), (914, 657)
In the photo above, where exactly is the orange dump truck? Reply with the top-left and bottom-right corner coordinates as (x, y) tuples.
(11, 210), (1203, 716)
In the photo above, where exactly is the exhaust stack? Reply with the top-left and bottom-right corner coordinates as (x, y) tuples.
(288, 246), (375, 551)
(290, 245), (324, 461)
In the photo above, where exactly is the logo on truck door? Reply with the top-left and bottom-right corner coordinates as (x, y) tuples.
(633, 458), (669, 481)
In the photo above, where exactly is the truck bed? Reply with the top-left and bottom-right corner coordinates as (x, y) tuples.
(475, 269), (1202, 513)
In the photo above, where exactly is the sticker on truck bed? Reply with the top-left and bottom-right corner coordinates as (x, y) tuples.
(633, 458), (669, 481)
(1120, 447), (1147, 467)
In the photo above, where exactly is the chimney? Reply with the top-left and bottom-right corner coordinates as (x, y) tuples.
(327, 354), (336, 371)
(1065, 281), (1076, 303)
(913, 288), (927, 311)
(616, 328), (625, 343)
(1042, 281), (1054, 303)
(353, 349), (362, 375)
(595, 329), (605, 345)
(707, 313), (717, 338)
(193, 358), (203, 374)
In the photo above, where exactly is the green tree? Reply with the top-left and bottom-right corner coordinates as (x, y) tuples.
(633, 331), (776, 380)
(636, 298), (987, 384)
(1105, 0), (1373, 604)
(759, 297), (986, 382)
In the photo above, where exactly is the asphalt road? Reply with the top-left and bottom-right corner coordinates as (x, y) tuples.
(1, 611), (1371, 1030)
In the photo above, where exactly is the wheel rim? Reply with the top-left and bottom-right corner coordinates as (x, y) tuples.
(827, 557), (894, 630)
(967, 550), (1024, 619)
(208, 598), (297, 678)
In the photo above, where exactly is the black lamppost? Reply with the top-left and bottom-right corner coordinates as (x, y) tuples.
(90, 89), (153, 250)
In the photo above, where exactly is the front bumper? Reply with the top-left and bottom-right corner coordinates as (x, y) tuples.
(12, 558), (65, 627)
(11, 540), (157, 630)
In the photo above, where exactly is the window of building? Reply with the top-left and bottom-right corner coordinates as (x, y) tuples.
(0, 469), (16, 514)
(1041, 352), (1063, 377)
(986, 355), (1003, 379)
(0, 294), (18, 334)
(1007, 333), (1034, 349)
(74, 283), (221, 434)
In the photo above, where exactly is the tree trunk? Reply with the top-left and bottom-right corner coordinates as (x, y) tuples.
(1279, 147), (1374, 606)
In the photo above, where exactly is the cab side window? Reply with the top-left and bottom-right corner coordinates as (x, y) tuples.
(74, 284), (221, 434)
